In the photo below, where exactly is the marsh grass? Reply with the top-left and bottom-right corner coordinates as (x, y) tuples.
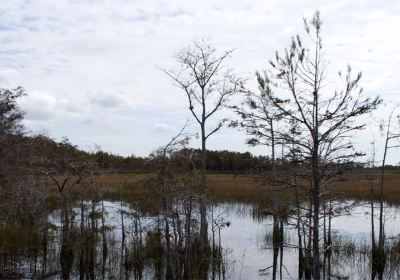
(60, 171), (400, 205)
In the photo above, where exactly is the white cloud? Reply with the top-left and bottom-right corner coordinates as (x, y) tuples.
(0, 0), (399, 162)
(153, 123), (174, 134)
(19, 90), (59, 120)
(88, 92), (128, 108)
(0, 68), (20, 87)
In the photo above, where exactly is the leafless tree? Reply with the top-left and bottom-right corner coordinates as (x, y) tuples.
(36, 138), (98, 229)
(155, 125), (190, 279)
(164, 38), (243, 255)
(263, 11), (381, 278)
(369, 106), (400, 277)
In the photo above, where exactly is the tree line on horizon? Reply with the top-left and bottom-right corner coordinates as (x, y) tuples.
(4, 132), (393, 175)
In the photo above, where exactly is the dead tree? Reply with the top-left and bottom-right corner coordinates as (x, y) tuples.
(164, 39), (243, 255)
(148, 124), (210, 279)
(264, 11), (381, 278)
(156, 126), (190, 279)
(35, 137), (98, 237)
(370, 106), (400, 276)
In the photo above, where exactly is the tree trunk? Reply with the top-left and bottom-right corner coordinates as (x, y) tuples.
(183, 200), (192, 278)
(370, 162), (376, 252)
(163, 196), (173, 279)
(271, 123), (277, 214)
(378, 135), (389, 249)
(312, 176), (320, 279)
(200, 124), (208, 259)
(311, 137), (321, 278)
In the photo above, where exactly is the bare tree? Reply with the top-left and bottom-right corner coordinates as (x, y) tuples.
(164, 39), (243, 255)
(264, 11), (381, 278)
(37, 137), (97, 228)
(370, 106), (400, 277)
(156, 126), (190, 279)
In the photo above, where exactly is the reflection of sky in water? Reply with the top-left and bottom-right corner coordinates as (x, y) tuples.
(48, 200), (400, 280)
(331, 202), (399, 238)
(214, 201), (400, 279)
(50, 200), (155, 240)
(216, 203), (299, 279)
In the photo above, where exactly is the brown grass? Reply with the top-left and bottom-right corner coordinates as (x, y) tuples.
(46, 171), (400, 205)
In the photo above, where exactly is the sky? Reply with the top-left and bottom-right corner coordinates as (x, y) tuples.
(0, 0), (399, 163)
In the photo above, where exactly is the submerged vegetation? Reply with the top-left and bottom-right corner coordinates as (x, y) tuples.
(1, 11), (400, 280)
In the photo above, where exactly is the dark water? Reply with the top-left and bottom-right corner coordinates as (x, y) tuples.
(1, 200), (400, 279)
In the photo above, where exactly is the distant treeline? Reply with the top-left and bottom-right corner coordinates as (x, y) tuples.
(13, 134), (398, 174)
(91, 148), (276, 173)
(9, 134), (276, 173)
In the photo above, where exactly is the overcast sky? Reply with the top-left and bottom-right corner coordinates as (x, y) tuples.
(0, 0), (399, 163)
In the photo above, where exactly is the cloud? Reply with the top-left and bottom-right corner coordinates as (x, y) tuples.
(0, 68), (20, 87)
(0, 0), (398, 162)
(88, 92), (128, 108)
(19, 90), (66, 121)
(153, 123), (174, 134)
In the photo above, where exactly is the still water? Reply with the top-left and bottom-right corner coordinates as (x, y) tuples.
(2, 200), (400, 279)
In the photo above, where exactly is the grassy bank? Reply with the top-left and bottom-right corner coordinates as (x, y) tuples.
(64, 171), (400, 205)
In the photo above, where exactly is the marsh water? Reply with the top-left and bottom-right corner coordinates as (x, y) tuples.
(2, 199), (400, 279)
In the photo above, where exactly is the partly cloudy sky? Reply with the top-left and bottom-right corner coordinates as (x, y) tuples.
(0, 0), (399, 163)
